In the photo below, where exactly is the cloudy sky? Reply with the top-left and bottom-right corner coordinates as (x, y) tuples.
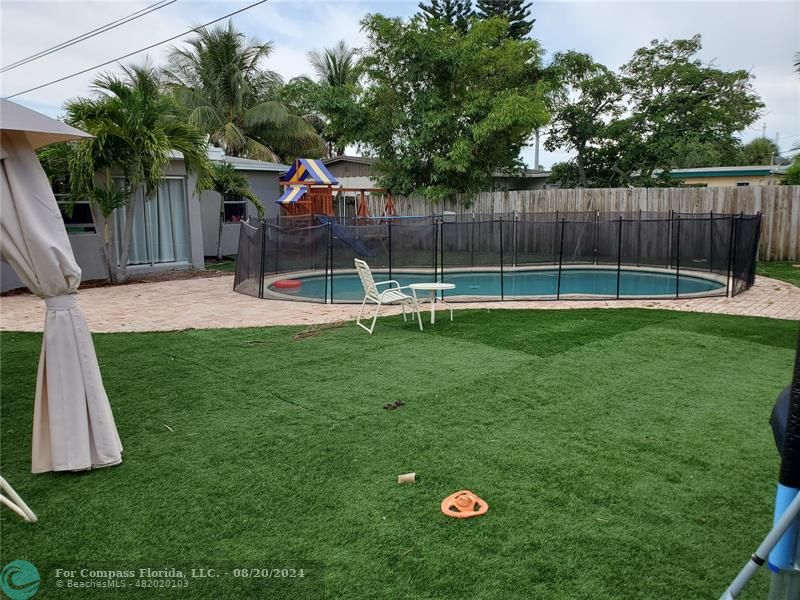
(1, 0), (797, 169)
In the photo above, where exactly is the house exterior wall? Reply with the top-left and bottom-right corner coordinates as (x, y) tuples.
(325, 160), (376, 179)
(490, 176), (548, 191)
(334, 176), (379, 190)
(675, 174), (780, 187)
(199, 170), (282, 257)
(2, 158), (205, 293)
(1, 233), (108, 292)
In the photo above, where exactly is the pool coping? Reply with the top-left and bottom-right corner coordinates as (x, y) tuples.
(260, 264), (731, 303)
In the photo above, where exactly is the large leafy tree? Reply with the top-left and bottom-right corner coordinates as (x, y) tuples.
(352, 15), (548, 200)
(547, 36), (763, 187)
(163, 21), (320, 162)
(417, 0), (473, 33)
(544, 51), (623, 187)
(48, 64), (211, 282)
(476, 0), (534, 39)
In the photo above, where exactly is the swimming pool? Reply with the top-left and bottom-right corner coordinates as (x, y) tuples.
(265, 267), (727, 303)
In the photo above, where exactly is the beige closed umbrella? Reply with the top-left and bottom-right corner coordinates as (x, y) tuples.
(0, 100), (122, 487)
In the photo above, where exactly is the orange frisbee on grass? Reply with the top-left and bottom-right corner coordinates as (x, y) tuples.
(441, 490), (489, 519)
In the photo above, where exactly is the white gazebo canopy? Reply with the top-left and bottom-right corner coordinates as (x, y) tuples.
(0, 98), (92, 149)
(0, 99), (122, 483)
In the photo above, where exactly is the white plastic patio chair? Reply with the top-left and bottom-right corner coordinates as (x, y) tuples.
(354, 259), (423, 334)
(0, 475), (37, 523)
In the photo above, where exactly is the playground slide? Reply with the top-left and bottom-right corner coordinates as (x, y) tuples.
(317, 216), (376, 257)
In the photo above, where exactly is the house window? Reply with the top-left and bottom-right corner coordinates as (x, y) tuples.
(53, 177), (95, 233)
(736, 182), (750, 187)
(223, 194), (247, 223)
(114, 177), (189, 266)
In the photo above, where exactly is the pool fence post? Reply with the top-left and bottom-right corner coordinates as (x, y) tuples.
(557, 218), (565, 299)
(258, 219), (267, 299)
(554, 210), (559, 265)
(729, 214), (739, 297)
(637, 209), (642, 267)
(324, 221), (330, 303)
(435, 217), (441, 284)
(513, 210), (518, 268)
(616, 216), (623, 299)
(667, 209), (673, 270)
(328, 221), (334, 303)
(675, 214), (681, 299)
(747, 213), (762, 291)
(470, 212), (475, 268)
(594, 209), (599, 265)
(388, 220), (393, 281)
(499, 216), (504, 301)
(274, 219), (279, 274)
(709, 211), (714, 272)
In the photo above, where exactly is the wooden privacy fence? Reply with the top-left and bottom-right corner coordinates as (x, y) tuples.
(366, 186), (800, 261)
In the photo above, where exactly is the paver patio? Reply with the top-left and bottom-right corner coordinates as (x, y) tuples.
(1, 273), (798, 333)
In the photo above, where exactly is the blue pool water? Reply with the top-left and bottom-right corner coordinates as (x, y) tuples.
(268, 268), (725, 302)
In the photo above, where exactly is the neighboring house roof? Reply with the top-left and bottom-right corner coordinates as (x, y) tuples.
(493, 169), (551, 179)
(662, 165), (781, 178)
(221, 155), (289, 173)
(167, 147), (289, 173)
(280, 158), (338, 185)
(323, 155), (377, 166)
(324, 155), (551, 180)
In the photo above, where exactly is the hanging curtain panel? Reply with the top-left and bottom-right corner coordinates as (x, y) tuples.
(152, 178), (188, 263)
(115, 178), (189, 266)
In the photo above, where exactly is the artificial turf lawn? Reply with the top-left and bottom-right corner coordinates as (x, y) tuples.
(757, 261), (800, 287)
(1, 309), (797, 599)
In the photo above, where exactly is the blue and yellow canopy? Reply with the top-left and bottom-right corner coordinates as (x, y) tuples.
(276, 185), (308, 205)
(280, 158), (338, 186)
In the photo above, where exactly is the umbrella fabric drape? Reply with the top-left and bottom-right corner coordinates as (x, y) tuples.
(0, 131), (122, 473)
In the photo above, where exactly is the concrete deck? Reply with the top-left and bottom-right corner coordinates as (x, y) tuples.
(1, 274), (798, 333)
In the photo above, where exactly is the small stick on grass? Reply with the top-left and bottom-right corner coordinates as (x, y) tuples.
(291, 321), (346, 341)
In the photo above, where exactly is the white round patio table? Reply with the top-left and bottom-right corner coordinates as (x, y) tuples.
(409, 282), (456, 325)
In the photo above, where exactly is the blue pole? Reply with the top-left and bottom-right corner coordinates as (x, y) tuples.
(769, 485), (799, 572)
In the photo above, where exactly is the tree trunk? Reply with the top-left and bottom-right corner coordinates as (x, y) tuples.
(90, 202), (116, 284)
(117, 185), (139, 283)
(576, 151), (588, 187)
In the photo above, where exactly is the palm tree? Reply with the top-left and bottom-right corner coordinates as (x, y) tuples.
(164, 21), (320, 162)
(296, 41), (362, 157)
(307, 40), (361, 87)
(63, 63), (211, 282)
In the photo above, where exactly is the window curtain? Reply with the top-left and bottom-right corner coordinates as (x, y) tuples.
(116, 179), (189, 265)
(152, 178), (188, 263)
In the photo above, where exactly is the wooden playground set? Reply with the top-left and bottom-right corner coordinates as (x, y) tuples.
(276, 158), (396, 223)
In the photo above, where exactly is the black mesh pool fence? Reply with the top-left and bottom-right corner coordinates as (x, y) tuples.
(233, 212), (762, 303)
